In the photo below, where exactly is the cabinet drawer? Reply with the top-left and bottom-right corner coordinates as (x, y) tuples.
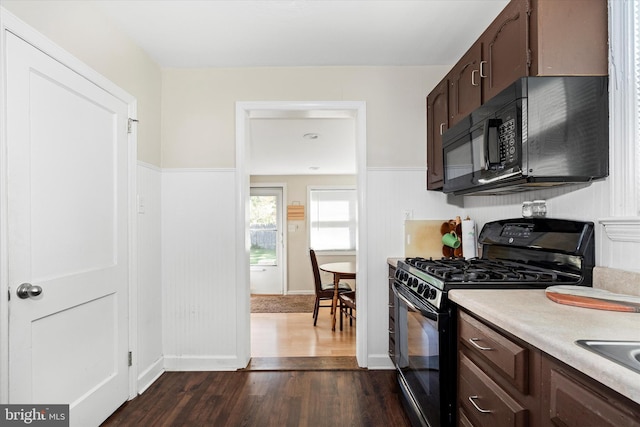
(459, 352), (527, 427)
(459, 311), (528, 393)
(458, 408), (474, 427)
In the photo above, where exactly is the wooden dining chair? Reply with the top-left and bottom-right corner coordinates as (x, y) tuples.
(309, 249), (352, 326)
(338, 291), (356, 330)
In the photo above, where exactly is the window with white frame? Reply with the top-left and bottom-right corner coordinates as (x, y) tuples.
(308, 187), (357, 252)
(601, 0), (640, 233)
(608, 0), (640, 216)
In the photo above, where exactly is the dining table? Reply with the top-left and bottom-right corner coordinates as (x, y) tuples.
(318, 261), (356, 331)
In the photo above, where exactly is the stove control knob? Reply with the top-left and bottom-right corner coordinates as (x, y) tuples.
(417, 283), (425, 294)
(427, 288), (437, 299)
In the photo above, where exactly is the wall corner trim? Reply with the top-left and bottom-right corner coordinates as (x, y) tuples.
(599, 217), (640, 242)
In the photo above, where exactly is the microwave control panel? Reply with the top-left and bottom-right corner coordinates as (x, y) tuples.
(498, 118), (517, 164)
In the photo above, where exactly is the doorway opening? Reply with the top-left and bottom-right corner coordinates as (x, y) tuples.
(236, 101), (367, 368)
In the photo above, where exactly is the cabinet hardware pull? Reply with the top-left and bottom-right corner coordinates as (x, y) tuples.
(468, 395), (492, 413)
(440, 123), (446, 135)
(472, 69), (479, 86)
(469, 337), (493, 351)
(480, 61), (487, 78)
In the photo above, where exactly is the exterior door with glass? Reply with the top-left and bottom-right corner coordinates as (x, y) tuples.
(250, 187), (285, 294)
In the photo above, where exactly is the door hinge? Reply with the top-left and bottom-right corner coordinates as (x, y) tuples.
(128, 351), (133, 367)
(127, 118), (139, 134)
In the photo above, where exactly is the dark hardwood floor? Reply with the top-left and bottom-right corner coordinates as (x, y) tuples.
(102, 370), (411, 426)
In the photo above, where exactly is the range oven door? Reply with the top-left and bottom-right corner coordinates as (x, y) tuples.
(392, 282), (454, 427)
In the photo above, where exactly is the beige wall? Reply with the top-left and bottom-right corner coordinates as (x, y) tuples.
(3, 1), (450, 171)
(3, 1), (162, 166)
(162, 66), (449, 168)
(251, 174), (357, 293)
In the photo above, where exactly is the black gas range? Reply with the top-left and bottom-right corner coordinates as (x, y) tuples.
(391, 218), (595, 427)
(395, 217), (595, 311)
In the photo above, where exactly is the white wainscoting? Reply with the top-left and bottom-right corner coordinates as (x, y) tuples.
(154, 166), (636, 375)
(366, 168), (454, 369)
(136, 162), (164, 391)
(161, 168), (239, 371)
(462, 180), (624, 269)
(157, 167), (458, 371)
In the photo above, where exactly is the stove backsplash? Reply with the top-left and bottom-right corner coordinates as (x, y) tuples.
(593, 267), (640, 297)
(459, 180), (629, 269)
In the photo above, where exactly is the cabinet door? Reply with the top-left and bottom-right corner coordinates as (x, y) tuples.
(449, 43), (482, 126)
(544, 359), (640, 427)
(481, 0), (530, 101)
(426, 79), (448, 190)
(530, 0), (608, 76)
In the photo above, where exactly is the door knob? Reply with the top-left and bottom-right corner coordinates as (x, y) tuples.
(16, 283), (43, 299)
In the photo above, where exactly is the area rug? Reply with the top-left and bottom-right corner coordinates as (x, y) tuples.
(250, 295), (315, 313)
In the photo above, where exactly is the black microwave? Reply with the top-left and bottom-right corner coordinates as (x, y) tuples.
(442, 76), (609, 195)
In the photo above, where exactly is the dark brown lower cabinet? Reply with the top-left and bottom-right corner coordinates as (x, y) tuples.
(542, 357), (640, 427)
(459, 352), (527, 427)
(458, 309), (640, 427)
(458, 310), (539, 427)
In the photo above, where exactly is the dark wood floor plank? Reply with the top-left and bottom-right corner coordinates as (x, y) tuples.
(245, 356), (360, 370)
(102, 370), (411, 427)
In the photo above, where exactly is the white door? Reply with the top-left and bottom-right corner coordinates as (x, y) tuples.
(250, 187), (285, 294)
(6, 32), (130, 426)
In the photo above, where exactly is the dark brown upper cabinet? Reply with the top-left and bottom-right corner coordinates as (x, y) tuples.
(482, 0), (608, 102)
(426, 79), (448, 190)
(480, 0), (530, 102)
(449, 43), (483, 125)
(425, 0), (608, 191)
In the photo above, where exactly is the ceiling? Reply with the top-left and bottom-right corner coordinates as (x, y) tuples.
(96, 0), (509, 69)
(250, 116), (357, 175)
(94, 0), (509, 174)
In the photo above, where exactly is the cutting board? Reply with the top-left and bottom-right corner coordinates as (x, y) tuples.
(545, 285), (640, 313)
(404, 220), (446, 258)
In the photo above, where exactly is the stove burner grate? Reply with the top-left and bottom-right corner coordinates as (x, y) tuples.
(405, 257), (565, 283)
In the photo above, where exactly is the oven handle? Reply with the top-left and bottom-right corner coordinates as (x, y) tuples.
(392, 282), (439, 321)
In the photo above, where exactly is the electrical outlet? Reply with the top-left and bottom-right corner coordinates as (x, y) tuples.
(137, 195), (145, 214)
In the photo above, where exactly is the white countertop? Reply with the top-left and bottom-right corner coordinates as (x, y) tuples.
(449, 289), (640, 405)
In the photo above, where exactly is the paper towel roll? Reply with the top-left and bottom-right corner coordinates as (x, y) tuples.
(461, 219), (477, 259)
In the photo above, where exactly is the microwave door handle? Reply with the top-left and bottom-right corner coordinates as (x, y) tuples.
(483, 119), (502, 169)
(478, 170), (521, 184)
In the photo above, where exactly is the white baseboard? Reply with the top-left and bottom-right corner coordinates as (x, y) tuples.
(137, 357), (165, 394)
(366, 354), (395, 370)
